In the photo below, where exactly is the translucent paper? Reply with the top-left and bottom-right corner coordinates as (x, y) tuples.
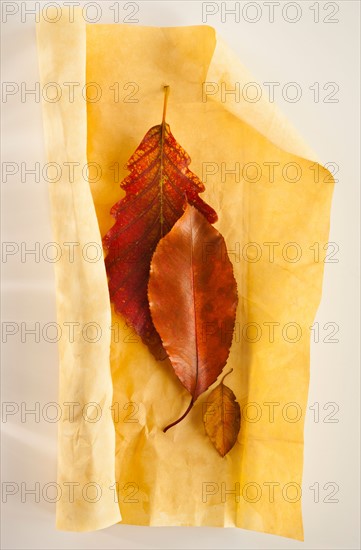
(37, 11), (334, 539)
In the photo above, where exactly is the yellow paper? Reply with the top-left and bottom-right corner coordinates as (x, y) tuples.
(37, 10), (334, 540)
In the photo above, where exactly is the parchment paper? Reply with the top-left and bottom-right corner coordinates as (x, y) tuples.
(37, 11), (334, 540)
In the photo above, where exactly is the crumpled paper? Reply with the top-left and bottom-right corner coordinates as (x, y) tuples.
(37, 10), (334, 540)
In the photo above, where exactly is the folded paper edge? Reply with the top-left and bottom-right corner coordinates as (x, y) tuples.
(207, 33), (318, 163)
(36, 8), (121, 531)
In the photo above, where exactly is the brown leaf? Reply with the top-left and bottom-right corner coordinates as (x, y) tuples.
(203, 369), (241, 457)
(148, 205), (238, 430)
(103, 87), (217, 360)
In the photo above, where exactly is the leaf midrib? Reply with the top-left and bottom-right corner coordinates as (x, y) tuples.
(189, 211), (199, 399)
(159, 121), (166, 237)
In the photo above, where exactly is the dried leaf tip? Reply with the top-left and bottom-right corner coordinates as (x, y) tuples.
(162, 85), (170, 125)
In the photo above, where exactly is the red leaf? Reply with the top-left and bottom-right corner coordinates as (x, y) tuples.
(203, 369), (241, 457)
(148, 205), (238, 429)
(103, 89), (217, 359)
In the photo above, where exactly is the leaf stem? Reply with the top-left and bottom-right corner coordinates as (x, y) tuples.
(220, 368), (233, 385)
(163, 396), (194, 433)
(162, 85), (170, 125)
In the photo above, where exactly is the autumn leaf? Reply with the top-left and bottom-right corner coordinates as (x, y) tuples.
(203, 369), (241, 457)
(103, 87), (217, 359)
(148, 205), (238, 431)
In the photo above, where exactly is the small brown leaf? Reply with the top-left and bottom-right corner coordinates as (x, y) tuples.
(148, 205), (238, 430)
(203, 370), (241, 457)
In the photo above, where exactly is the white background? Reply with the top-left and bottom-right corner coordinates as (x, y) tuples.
(1, 1), (360, 548)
